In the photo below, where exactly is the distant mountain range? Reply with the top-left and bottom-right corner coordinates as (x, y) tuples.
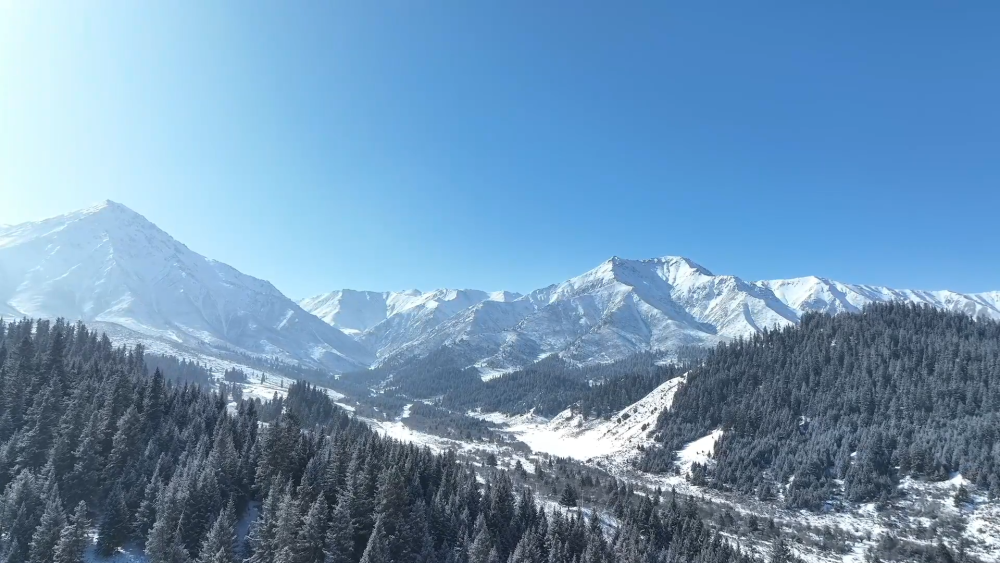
(302, 255), (1000, 374)
(3, 201), (998, 374)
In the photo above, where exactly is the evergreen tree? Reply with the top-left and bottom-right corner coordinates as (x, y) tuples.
(135, 465), (162, 542)
(197, 501), (237, 563)
(271, 485), (300, 563)
(359, 517), (391, 563)
(375, 467), (410, 562)
(468, 521), (494, 563)
(0, 469), (45, 562)
(28, 490), (66, 563)
(148, 478), (189, 563)
(53, 501), (90, 563)
(96, 484), (129, 556)
(246, 486), (281, 563)
(325, 494), (355, 563)
(559, 484), (578, 508)
(294, 496), (328, 563)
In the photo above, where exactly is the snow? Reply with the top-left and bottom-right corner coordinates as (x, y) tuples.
(0, 201), (372, 373)
(471, 375), (686, 463)
(83, 532), (147, 563)
(300, 287), (524, 361)
(311, 254), (1000, 375)
(7, 202), (1000, 377)
(363, 412), (501, 457)
(675, 429), (723, 475)
(596, 452), (1000, 563)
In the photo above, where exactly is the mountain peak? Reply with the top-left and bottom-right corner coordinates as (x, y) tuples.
(1, 201), (373, 372)
(601, 255), (712, 275)
(81, 199), (127, 213)
(649, 256), (714, 277)
(48, 200), (155, 237)
(588, 256), (715, 287)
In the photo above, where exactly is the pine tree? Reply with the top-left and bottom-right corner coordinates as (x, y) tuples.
(164, 516), (192, 563)
(197, 501), (237, 563)
(142, 368), (166, 434)
(246, 486), (281, 563)
(96, 485), (129, 556)
(325, 494), (355, 563)
(953, 485), (971, 508)
(53, 501), (90, 563)
(135, 465), (162, 541)
(375, 467), (410, 562)
(559, 484), (578, 508)
(508, 533), (537, 563)
(359, 517), (390, 563)
(271, 485), (300, 563)
(0, 469), (45, 562)
(28, 490), (66, 563)
(293, 496), (328, 563)
(64, 412), (103, 506)
(17, 383), (62, 469)
(468, 520), (493, 563)
(148, 476), (189, 563)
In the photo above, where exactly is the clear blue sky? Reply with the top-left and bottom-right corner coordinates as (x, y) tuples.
(2, 2), (998, 297)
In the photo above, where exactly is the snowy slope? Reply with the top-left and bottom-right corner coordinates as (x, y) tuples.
(473, 375), (686, 461)
(0, 201), (373, 372)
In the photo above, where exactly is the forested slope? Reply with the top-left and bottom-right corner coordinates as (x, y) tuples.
(343, 348), (692, 420)
(642, 303), (1000, 509)
(0, 318), (760, 563)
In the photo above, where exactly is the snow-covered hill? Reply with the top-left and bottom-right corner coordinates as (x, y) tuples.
(0, 201), (373, 372)
(308, 256), (1000, 373)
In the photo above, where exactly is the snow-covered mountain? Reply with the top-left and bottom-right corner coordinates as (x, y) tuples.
(299, 288), (521, 357)
(307, 256), (1000, 374)
(0, 201), (373, 372)
(7, 202), (999, 376)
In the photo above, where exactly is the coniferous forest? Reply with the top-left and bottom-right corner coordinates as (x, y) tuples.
(642, 303), (1000, 509)
(0, 318), (761, 563)
(339, 349), (688, 421)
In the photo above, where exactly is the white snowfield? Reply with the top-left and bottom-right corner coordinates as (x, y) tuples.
(473, 375), (686, 463)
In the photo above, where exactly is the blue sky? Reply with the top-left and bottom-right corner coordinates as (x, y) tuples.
(1, 2), (998, 297)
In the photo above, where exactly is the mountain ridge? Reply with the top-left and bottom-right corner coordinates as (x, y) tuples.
(305, 255), (1000, 373)
(5, 201), (1000, 376)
